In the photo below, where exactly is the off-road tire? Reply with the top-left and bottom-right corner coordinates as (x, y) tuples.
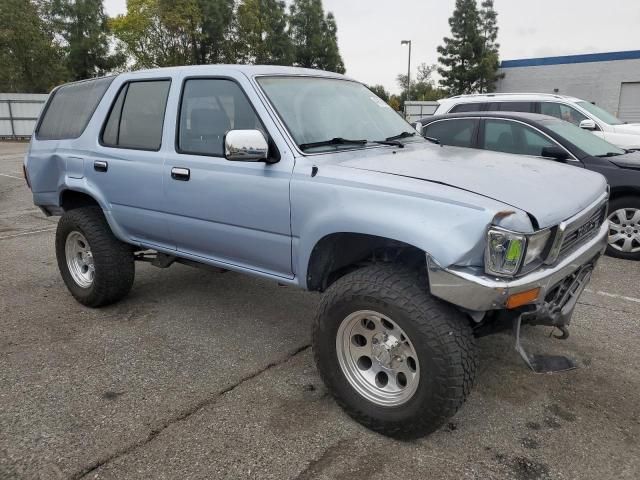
(56, 206), (135, 307)
(606, 196), (640, 261)
(312, 264), (477, 439)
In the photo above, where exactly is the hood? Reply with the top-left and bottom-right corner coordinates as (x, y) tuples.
(610, 150), (640, 169)
(336, 144), (607, 228)
(613, 123), (640, 135)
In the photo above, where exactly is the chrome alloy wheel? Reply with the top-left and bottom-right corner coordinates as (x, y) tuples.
(608, 208), (640, 253)
(336, 310), (420, 407)
(65, 231), (95, 288)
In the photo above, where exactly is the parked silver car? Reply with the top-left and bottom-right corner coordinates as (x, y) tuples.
(25, 66), (608, 438)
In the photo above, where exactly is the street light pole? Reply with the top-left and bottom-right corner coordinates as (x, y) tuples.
(401, 40), (412, 114)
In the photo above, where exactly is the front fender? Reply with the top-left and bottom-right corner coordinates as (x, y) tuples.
(291, 165), (533, 288)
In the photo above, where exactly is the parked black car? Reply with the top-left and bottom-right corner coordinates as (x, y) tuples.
(415, 112), (640, 260)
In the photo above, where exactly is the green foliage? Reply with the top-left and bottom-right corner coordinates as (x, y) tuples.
(45, 0), (125, 80)
(196, 0), (234, 63)
(1, 0), (347, 92)
(368, 85), (390, 102)
(437, 0), (502, 95)
(289, 0), (345, 73)
(111, 0), (205, 68)
(0, 0), (67, 92)
(397, 63), (447, 103)
(477, 0), (503, 92)
(236, 0), (293, 65)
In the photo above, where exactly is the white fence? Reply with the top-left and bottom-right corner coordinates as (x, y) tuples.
(404, 101), (439, 123)
(0, 93), (48, 140)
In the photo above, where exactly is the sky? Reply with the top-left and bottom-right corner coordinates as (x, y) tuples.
(104, 0), (640, 94)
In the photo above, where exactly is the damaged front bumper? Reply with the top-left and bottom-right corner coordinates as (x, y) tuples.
(427, 221), (608, 327)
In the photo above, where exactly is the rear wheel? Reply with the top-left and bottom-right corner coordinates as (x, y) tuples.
(606, 196), (640, 260)
(312, 264), (477, 439)
(56, 206), (135, 307)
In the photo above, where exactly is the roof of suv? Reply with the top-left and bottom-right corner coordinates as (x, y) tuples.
(123, 64), (352, 80)
(438, 92), (583, 104)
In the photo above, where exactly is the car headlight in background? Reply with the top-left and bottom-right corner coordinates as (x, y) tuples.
(485, 227), (552, 277)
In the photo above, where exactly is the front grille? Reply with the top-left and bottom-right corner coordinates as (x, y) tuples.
(558, 204), (607, 258)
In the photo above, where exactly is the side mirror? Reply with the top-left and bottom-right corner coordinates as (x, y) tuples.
(414, 121), (423, 135)
(224, 129), (269, 162)
(541, 145), (570, 161)
(579, 119), (597, 131)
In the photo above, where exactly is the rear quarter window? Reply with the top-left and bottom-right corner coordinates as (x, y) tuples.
(449, 103), (484, 113)
(101, 80), (171, 151)
(36, 76), (115, 140)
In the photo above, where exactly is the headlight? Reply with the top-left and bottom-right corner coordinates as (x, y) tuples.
(485, 228), (552, 277)
(524, 229), (552, 266)
(486, 229), (526, 276)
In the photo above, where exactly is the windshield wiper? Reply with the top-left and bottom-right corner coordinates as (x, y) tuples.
(596, 152), (624, 157)
(371, 140), (404, 148)
(385, 131), (417, 141)
(299, 137), (367, 151)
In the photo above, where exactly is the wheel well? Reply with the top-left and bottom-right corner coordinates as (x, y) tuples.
(610, 186), (640, 202)
(60, 190), (100, 211)
(306, 233), (426, 292)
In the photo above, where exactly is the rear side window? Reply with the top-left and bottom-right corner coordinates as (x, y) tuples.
(424, 119), (478, 148)
(449, 103), (484, 113)
(538, 102), (588, 127)
(486, 102), (534, 113)
(37, 77), (115, 140)
(102, 80), (171, 150)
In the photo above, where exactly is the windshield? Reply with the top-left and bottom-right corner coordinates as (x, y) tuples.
(544, 120), (625, 157)
(576, 101), (624, 125)
(257, 76), (422, 152)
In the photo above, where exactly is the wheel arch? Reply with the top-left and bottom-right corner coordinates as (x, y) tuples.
(609, 185), (640, 202)
(305, 232), (428, 292)
(57, 187), (130, 244)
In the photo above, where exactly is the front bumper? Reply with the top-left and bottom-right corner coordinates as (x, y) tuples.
(427, 221), (608, 312)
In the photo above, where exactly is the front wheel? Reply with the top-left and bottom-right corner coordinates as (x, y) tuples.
(312, 264), (477, 439)
(606, 196), (640, 260)
(56, 206), (135, 307)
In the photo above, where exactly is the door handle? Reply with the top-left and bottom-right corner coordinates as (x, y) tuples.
(171, 167), (190, 181)
(94, 160), (108, 172)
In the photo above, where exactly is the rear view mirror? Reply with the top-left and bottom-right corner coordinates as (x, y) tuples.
(541, 146), (570, 162)
(224, 129), (269, 162)
(579, 119), (597, 130)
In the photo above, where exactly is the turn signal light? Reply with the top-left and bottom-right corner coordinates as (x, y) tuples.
(506, 288), (541, 309)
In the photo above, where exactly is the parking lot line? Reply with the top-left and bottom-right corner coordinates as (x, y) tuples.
(0, 173), (23, 180)
(0, 227), (56, 240)
(585, 288), (640, 304)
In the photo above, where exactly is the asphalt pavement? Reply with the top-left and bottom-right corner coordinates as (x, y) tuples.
(1, 142), (638, 480)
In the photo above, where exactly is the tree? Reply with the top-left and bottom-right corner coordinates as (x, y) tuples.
(437, 0), (483, 95)
(196, 0), (234, 64)
(397, 63), (446, 103)
(236, 0), (293, 65)
(0, 0), (67, 92)
(437, 0), (503, 95)
(477, 0), (503, 92)
(368, 84), (390, 102)
(289, 0), (345, 73)
(110, 0), (198, 68)
(46, 0), (124, 80)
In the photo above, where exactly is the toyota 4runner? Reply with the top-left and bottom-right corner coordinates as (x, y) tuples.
(25, 66), (609, 438)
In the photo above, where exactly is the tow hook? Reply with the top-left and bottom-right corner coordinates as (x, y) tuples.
(552, 325), (570, 340)
(513, 315), (577, 374)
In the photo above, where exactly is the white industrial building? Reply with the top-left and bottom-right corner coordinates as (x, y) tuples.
(496, 50), (640, 123)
